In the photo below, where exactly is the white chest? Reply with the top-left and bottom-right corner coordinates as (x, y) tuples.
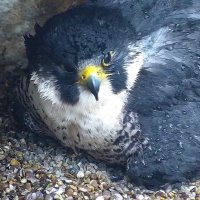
(29, 80), (126, 151)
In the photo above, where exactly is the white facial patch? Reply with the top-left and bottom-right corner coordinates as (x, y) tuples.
(124, 47), (145, 91)
(31, 72), (62, 105)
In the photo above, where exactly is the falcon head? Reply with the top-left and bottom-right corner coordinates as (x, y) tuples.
(24, 5), (138, 106)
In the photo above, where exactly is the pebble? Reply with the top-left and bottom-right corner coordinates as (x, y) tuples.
(0, 154), (5, 160)
(136, 194), (145, 200)
(66, 197), (74, 200)
(78, 186), (88, 193)
(155, 190), (167, 197)
(76, 170), (85, 178)
(197, 187), (200, 195)
(66, 188), (74, 196)
(10, 158), (20, 166)
(102, 190), (111, 200)
(68, 165), (80, 175)
(25, 192), (37, 200)
(90, 180), (98, 188)
(2, 197), (9, 200)
(25, 182), (32, 191)
(21, 178), (27, 184)
(111, 193), (123, 200)
(100, 182), (109, 190)
(96, 196), (105, 200)
(54, 194), (63, 200)
(87, 185), (95, 192)
(85, 171), (91, 177)
(45, 194), (54, 200)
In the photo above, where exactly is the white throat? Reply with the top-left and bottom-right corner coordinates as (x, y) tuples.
(29, 74), (127, 149)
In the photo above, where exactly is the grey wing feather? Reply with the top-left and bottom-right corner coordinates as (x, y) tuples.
(88, 0), (200, 36)
(86, 0), (200, 188)
(122, 1), (200, 188)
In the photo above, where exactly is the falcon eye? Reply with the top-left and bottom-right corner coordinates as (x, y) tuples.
(101, 51), (113, 67)
(81, 75), (86, 80)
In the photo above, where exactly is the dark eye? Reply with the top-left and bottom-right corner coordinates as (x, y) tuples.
(102, 51), (113, 67)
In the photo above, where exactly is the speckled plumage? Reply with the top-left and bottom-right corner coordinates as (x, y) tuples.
(16, 0), (200, 189)
(17, 5), (143, 163)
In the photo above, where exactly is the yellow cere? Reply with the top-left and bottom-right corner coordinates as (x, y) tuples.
(79, 65), (108, 83)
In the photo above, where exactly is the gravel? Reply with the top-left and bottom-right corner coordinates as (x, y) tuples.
(1, 69), (200, 200)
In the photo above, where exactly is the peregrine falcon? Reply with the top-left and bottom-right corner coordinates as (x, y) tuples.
(16, 0), (200, 188)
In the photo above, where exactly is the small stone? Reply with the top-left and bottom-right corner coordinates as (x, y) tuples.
(0, 154), (5, 160)
(32, 165), (41, 171)
(102, 190), (111, 200)
(25, 183), (32, 191)
(36, 191), (44, 199)
(160, 197), (166, 200)
(54, 194), (63, 200)
(20, 138), (26, 145)
(77, 170), (84, 178)
(45, 194), (54, 200)
(197, 187), (200, 195)
(90, 173), (98, 180)
(87, 164), (98, 173)
(96, 196), (104, 200)
(21, 178), (27, 184)
(85, 171), (91, 177)
(90, 180), (98, 188)
(25, 170), (38, 183)
(5, 187), (11, 193)
(16, 151), (23, 157)
(190, 187), (196, 192)
(78, 186), (88, 193)
(73, 192), (78, 196)
(69, 185), (77, 191)
(68, 165), (80, 175)
(136, 194), (145, 200)
(66, 197), (74, 200)
(57, 180), (63, 186)
(123, 194), (128, 199)
(84, 177), (90, 184)
(10, 159), (20, 166)
(49, 174), (57, 182)
(156, 190), (167, 198)
(168, 192), (175, 198)
(1, 176), (6, 181)
(9, 184), (15, 191)
(25, 192), (37, 200)
(66, 188), (74, 196)
(111, 193), (123, 200)
(180, 193), (189, 199)
(101, 182), (109, 190)
(113, 185), (124, 194)
(2, 196), (9, 200)
(87, 185), (95, 192)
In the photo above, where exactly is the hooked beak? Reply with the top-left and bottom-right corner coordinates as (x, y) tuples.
(79, 65), (107, 101)
(86, 75), (101, 101)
